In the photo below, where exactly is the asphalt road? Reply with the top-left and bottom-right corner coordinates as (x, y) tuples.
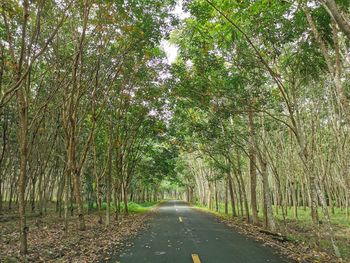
(115, 200), (289, 263)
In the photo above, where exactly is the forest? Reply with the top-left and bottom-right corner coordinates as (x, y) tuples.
(0, 0), (350, 262)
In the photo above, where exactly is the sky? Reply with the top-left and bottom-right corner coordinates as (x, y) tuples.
(161, 40), (179, 64)
(161, 0), (190, 64)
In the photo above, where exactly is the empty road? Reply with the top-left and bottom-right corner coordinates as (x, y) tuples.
(114, 200), (289, 263)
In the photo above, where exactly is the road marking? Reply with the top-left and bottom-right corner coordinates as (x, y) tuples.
(178, 217), (183, 222)
(192, 254), (201, 263)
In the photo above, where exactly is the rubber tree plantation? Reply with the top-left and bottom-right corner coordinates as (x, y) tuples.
(0, 0), (349, 262)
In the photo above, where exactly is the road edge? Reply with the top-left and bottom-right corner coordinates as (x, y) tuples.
(191, 205), (340, 263)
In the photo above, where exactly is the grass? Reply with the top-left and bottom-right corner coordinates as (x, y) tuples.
(272, 206), (350, 227)
(84, 200), (161, 214)
(120, 201), (160, 213)
(194, 201), (350, 260)
(196, 202), (350, 228)
(0, 200), (160, 220)
(194, 203), (231, 218)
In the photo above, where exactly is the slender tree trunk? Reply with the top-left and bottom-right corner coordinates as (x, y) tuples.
(0, 174), (2, 214)
(249, 109), (258, 224)
(207, 181), (211, 209)
(93, 136), (102, 224)
(214, 180), (218, 212)
(17, 91), (29, 254)
(15, 0), (30, 254)
(38, 168), (44, 216)
(113, 186), (119, 221)
(260, 157), (276, 231)
(64, 167), (69, 233)
(31, 177), (36, 212)
(123, 183), (129, 214)
(320, 0), (350, 40)
(292, 182), (298, 219)
(73, 170), (85, 230)
(224, 178), (228, 214)
(228, 175), (237, 217)
(315, 179), (341, 257)
(236, 164), (249, 221)
(106, 131), (112, 226)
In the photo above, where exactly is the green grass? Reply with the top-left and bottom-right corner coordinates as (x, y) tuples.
(84, 200), (161, 214)
(195, 202), (350, 228)
(271, 206), (350, 227)
(120, 201), (160, 213)
(195, 202), (350, 259)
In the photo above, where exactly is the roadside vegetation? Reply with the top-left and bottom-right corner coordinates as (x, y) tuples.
(195, 203), (349, 261)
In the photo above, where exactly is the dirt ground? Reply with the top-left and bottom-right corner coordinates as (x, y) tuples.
(217, 216), (347, 263)
(0, 206), (155, 262)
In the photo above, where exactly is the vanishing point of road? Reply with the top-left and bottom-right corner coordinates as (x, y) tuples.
(113, 200), (290, 263)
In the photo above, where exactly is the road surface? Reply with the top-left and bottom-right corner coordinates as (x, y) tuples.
(113, 200), (290, 263)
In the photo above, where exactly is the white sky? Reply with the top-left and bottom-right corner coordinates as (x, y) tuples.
(161, 0), (190, 64)
(161, 40), (179, 64)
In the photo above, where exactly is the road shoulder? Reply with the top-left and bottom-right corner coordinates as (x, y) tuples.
(193, 206), (339, 263)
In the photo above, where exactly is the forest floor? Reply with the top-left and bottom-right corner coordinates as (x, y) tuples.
(0, 201), (159, 262)
(195, 205), (349, 263)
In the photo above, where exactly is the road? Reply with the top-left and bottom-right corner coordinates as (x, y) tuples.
(114, 200), (290, 263)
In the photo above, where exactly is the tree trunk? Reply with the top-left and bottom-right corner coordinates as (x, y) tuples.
(214, 180), (219, 212)
(17, 91), (29, 254)
(249, 109), (258, 224)
(73, 171), (85, 230)
(224, 178), (228, 214)
(260, 158), (276, 232)
(113, 186), (119, 221)
(106, 135), (112, 227)
(123, 183), (129, 214)
(292, 182), (298, 219)
(228, 174), (237, 217)
(64, 168), (70, 233)
(93, 137), (102, 224)
(320, 0), (350, 40)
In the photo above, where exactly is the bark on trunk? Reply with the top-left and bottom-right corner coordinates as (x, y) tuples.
(249, 109), (258, 224)
(17, 94), (28, 254)
(123, 184), (129, 214)
(106, 136), (112, 227)
(73, 171), (85, 230)
(228, 174), (237, 217)
(260, 158), (276, 232)
(320, 0), (350, 40)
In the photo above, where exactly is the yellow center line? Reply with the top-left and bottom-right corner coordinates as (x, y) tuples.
(192, 254), (201, 263)
(178, 216), (183, 222)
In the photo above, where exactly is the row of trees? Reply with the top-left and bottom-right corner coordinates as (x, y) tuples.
(168, 0), (350, 258)
(1, 0), (350, 259)
(0, 0), (177, 255)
